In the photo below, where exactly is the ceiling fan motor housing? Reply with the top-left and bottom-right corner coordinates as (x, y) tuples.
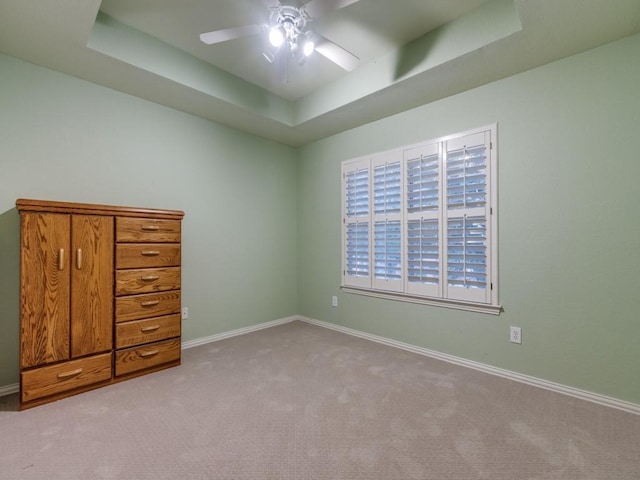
(270, 5), (310, 51)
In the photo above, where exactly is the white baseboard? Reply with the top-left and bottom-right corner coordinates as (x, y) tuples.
(0, 383), (18, 398)
(7, 313), (634, 415)
(299, 316), (640, 416)
(181, 315), (299, 350)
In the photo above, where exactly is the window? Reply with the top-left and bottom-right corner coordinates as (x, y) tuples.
(341, 125), (500, 314)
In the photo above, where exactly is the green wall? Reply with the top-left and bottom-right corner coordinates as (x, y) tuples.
(2, 31), (640, 406)
(0, 54), (298, 388)
(297, 33), (640, 405)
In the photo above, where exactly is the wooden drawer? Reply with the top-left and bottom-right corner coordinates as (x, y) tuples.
(21, 353), (112, 404)
(116, 243), (181, 269)
(115, 291), (181, 323)
(116, 314), (181, 349)
(116, 217), (181, 243)
(115, 338), (181, 377)
(115, 267), (181, 296)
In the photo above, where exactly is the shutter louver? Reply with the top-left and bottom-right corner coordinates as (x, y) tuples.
(343, 160), (371, 288)
(407, 152), (439, 213)
(374, 162), (401, 214)
(446, 142), (487, 210)
(346, 222), (369, 277)
(407, 219), (439, 285)
(372, 155), (402, 292)
(447, 216), (487, 290)
(346, 168), (369, 217)
(374, 220), (401, 282)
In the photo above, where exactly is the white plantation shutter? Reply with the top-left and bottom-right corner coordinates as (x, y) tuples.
(405, 143), (441, 297)
(444, 131), (491, 303)
(407, 219), (439, 284)
(373, 162), (402, 215)
(341, 125), (498, 312)
(406, 145), (440, 213)
(345, 166), (370, 218)
(446, 216), (488, 293)
(346, 222), (369, 277)
(343, 158), (371, 288)
(374, 220), (402, 282)
(372, 152), (403, 292)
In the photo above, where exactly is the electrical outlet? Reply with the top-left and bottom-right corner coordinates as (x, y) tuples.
(181, 307), (189, 320)
(510, 326), (522, 344)
(331, 296), (338, 307)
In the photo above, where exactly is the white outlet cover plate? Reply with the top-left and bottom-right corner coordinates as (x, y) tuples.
(510, 326), (521, 344)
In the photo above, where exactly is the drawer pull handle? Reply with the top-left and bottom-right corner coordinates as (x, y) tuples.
(140, 349), (159, 358)
(141, 275), (160, 281)
(58, 249), (65, 271)
(141, 225), (160, 231)
(57, 368), (83, 379)
(141, 325), (160, 333)
(141, 250), (160, 256)
(140, 300), (160, 307)
(76, 248), (83, 270)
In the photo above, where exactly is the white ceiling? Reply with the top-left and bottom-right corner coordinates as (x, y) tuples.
(99, 0), (491, 101)
(1, 0), (640, 146)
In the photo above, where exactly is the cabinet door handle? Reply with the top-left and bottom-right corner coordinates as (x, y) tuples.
(141, 275), (160, 281)
(141, 225), (160, 231)
(140, 300), (160, 307)
(140, 325), (160, 333)
(76, 248), (83, 270)
(139, 349), (159, 358)
(141, 250), (160, 256)
(58, 249), (65, 270)
(57, 368), (83, 379)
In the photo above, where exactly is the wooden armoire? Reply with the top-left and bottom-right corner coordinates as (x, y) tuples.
(16, 199), (184, 409)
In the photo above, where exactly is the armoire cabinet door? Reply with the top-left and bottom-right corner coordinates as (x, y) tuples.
(20, 213), (71, 368)
(71, 215), (113, 358)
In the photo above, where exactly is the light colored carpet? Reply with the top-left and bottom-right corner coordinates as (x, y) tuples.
(1, 320), (638, 479)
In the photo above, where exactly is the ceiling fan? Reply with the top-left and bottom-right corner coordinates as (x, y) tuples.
(199, 0), (361, 71)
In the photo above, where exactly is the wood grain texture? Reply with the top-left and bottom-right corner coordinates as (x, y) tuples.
(17, 199), (183, 408)
(114, 338), (181, 377)
(20, 353), (112, 403)
(115, 314), (181, 349)
(70, 215), (113, 358)
(115, 267), (181, 296)
(16, 199), (184, 220)
(115, 291), (181, 323)
(115, 243), (181, 269)
(116, 217), (181, 243)
(20, 213), (71, 368)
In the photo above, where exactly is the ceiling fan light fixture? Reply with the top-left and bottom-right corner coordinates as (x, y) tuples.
(303, 38), (315, 57)
(269, 26), (285, 47)
(199, 0), (361, 72)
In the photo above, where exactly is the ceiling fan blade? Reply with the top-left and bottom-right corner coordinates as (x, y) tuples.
(199, 24), (265, 45)
(260, 0), (281, 8)
(315, 37), (359, 71)
(302, 0), (361, 19)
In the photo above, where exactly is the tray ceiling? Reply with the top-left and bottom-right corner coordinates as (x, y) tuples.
(1, 0), (640, 146)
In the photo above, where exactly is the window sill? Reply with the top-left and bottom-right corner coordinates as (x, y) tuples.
(340, 286), (503, 315)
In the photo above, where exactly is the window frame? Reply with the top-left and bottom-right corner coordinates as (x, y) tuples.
(340, 124), (501, 315)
